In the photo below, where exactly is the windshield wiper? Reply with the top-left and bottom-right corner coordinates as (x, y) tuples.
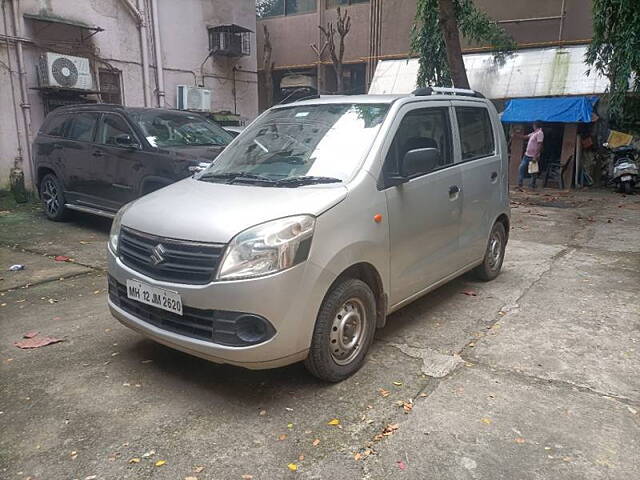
(274, 176), (342, 187)
(198, 171), (274, 184)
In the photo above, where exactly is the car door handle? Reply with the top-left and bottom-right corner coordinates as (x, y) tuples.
(92, 150), (105, 157)
(491, 171), (498, 181)
(449, 185), (460, 195)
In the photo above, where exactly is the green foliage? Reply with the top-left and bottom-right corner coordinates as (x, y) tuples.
(411, 0), (516, 87)
(586, 0), (640, 122)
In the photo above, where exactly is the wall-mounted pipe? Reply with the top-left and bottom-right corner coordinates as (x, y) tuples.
(120, 0), (151, 106)
(150, 0), (164, 107)
(8, 0), (34, 189)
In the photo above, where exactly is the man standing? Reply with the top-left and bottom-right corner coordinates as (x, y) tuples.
(516, 121), (544, 190)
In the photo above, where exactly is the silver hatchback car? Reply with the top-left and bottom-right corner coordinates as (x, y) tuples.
(107, 88), (509, 382)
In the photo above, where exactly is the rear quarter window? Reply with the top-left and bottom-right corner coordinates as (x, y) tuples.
(41, 113), (72, 137)
(455, 107), (495, 160)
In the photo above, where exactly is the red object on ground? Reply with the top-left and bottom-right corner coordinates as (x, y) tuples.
(461, 290), (478, 296)
(54, 255), (70, 262)
(15, 335), (63, 349)
(23, 331), (39, 339)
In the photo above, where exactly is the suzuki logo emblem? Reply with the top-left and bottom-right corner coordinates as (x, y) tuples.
(150, 243), (166, 266)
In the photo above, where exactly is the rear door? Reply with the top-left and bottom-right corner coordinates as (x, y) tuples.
(453, 102), (502, 265)
(58, 111), (103, 207)
(382, 101), (465, 306)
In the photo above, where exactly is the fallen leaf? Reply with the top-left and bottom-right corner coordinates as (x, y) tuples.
(278, 434), (287, 441)
(392, 381), (403, 387)
(419, 392), (428, 398)
(378, 388), (391, 397)
(461, 290), (478, 296)
(23, 331), (39, 339)
(155, 460), (166, 467)
(515, 437), (526, 444)
(241, 476), (253, 480)
(184, 477), (198, 480)
(193, 466), (205, 473)
(402, 401), (413, 413)
(142, 450), (155, 458)
(354, 452), (362, 461)
(287, 423), (294, 429)
(287, 463), (298, 471)
(54, 255), (70, 262)
(14, 336), (63, 349)
(327, 418), (340, 426)
(312, 439), (320, 446)
(85, 476), (97, 480)
(397, 460), (407, 470)
(481, 418), (492, 425)
(259, 410), (267, 416)
(129, 458), (141, 463)
(298, 454), (304, 461)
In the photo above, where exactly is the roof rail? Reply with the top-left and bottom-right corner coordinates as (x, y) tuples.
(412, 87), (485, 98)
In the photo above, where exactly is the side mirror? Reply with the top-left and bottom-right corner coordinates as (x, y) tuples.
(400, 148), (441, 178)
(115, 134), (138, 149)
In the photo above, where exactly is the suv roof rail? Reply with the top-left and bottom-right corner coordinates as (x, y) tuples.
(412, 87), (485, 98)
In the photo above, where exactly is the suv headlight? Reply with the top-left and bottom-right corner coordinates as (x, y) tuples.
(217, 215), (315, 281)
(109, 203), (133, 254)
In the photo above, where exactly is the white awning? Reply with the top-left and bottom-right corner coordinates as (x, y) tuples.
(369, 45), (610, 99)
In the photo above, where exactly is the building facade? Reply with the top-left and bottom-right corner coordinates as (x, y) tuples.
(257, 0), (593, 106)
(1, 0), (259, 191)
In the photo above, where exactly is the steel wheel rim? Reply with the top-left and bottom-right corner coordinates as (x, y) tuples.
(487, 231), (502, 270)
(42, 179), (60, 216)
(329, 297), (367, 366)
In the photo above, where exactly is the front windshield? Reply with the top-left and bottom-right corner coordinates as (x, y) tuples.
(198, 103), (389, 183)
(129, 110), (233, 148)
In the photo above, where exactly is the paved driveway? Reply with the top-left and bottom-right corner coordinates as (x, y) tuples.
(1, 189), (638, 479)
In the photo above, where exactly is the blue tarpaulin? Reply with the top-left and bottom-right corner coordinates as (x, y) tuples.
(501, 96), (598, 123)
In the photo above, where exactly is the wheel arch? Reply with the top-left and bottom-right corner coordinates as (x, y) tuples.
(327, 262), (388, 329)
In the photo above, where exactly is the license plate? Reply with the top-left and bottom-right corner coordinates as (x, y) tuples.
(621, 175), (632, 181)
(126, 279), (183, 315)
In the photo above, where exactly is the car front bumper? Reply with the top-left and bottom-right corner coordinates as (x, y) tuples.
(107, 248), (333, 369)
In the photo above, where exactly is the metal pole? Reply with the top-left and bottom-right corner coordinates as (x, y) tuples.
(9, 0), (34, 189)
(150, 0), (165, 107)
(558, 0), (566, 41)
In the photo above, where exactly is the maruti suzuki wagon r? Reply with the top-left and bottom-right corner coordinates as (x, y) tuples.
(107, 88), (510, 382)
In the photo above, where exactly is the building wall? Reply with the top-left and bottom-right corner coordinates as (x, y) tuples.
(257, 0), (593, 74)
(0, 0), (258, 189)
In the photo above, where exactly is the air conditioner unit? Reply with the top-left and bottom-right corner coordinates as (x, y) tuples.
(176, 85), (212, 111)
(38, 52), (93, 90)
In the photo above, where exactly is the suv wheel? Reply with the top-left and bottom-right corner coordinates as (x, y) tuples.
(40, 174), (69, 221)
(305, 279), (376, 382)
(474, 221), (507, 281)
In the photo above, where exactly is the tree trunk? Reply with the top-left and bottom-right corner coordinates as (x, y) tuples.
(263, 24), (274, 107)
(438, 0), (470, 88)
(335, 64), (344, 94)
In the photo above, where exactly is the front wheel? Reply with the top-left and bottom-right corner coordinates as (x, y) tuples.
(623, 181), (633, 194)
(40, 173), (69, 221)
(474, 221), (507, 281)
(305, 279), (376, 382)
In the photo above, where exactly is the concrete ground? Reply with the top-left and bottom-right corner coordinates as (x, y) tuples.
(0, 189), (638, 480)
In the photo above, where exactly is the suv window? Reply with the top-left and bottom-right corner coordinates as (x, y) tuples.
(383, 107), (452, 179)
(42, 113), (72, 137)
(455, 107), (495, 160)
(65, 112), (99, 142)
(97, 114), (137, 146)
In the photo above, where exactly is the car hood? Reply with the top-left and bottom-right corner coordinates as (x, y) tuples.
(156, 145), (226, 163)
(121, 177), (348, 243)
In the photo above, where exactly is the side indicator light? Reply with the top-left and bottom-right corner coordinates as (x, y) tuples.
(374, 214), (383, 223)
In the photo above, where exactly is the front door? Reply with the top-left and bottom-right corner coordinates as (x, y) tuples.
(382, 103), (464, 307)
(453, 103), (502, 264)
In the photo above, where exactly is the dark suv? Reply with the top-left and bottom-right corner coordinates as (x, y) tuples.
(34, 104), (233, 221)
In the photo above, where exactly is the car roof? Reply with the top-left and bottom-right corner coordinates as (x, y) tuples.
(272, 93), (488, 109)
(51, 104), (199, 115)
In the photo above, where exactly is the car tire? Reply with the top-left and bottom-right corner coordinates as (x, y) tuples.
(474, 221), (507, 282)
(304, 279), (376, 382)
(40, 173), (69, 222)
(623, 182), (633, 195)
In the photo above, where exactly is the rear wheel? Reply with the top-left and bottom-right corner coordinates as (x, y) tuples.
(623, 181), (633, 194)
(40, 173), (69, 221)
(474, 221), (507, 281)
(305, 279), (376, 382)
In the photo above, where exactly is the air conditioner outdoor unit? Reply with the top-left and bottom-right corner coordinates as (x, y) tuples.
(176, 85), (212, 111)
(38, 52), (93, 90)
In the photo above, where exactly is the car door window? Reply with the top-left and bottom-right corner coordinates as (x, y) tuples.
(97, 114), (137, 146)
(455, 107), (495, 160)
(382, 107), (452, 183)
(65, 113), (99, 142)
(42, 113), (73, 137)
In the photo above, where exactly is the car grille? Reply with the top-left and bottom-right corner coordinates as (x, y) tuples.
(118, 227), (224, 285)
(108, 277), (274, 346)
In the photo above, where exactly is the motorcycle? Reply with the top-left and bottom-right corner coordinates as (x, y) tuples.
(604, 143), (638, 194)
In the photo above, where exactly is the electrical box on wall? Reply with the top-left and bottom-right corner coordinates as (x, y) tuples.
(177, 85), (212, 111)
(38, 52), (93, 90)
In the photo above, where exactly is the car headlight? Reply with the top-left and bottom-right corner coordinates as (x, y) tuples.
(217, 215), (315, 281)
(109, 202), (134, 254)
